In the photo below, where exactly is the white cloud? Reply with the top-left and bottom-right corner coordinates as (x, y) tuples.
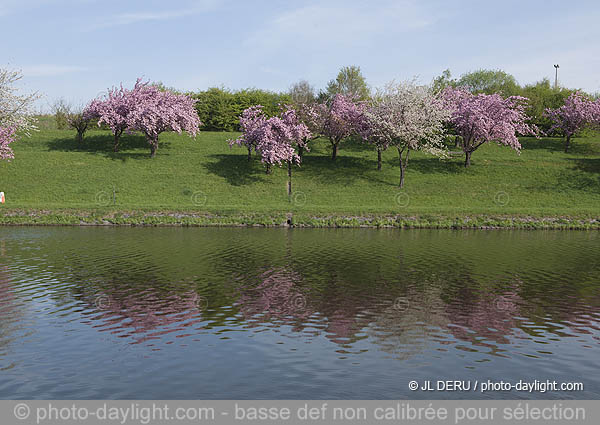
(244, 1), (432, 52)
(0, 0), (93, 17)
(20, 64), (88, 77)
(0, 0), (38, 16)
(112, 9), (196, 25)
(92, 0), (218, 29)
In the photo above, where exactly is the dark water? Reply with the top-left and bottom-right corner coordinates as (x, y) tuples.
(0, 227), (598, 399)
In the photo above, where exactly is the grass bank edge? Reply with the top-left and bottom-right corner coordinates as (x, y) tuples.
(0, 209), (598, 229)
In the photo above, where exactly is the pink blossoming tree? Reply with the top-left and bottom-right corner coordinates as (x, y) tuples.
(288, 102), (323, 162)
(67, 105), (97, 143)
(359, 82), (450, 187)
(230, 105), (311, 195)
(86, 81), (142, 151)
(126, 82), (201, 157)
(255, 107), (311, 196)
(228, 105), (267, 162)
(443, 88), (538, 167)
(316, 94), (364, 161)
(545, 91), (600, 152)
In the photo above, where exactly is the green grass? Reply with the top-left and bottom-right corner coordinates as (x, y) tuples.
(0, 120), (599, 227)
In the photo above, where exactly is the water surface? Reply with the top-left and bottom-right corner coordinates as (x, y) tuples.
(0, 227), (598, 399)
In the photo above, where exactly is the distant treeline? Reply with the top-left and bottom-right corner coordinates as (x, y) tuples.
(190, 87), (291, 132)
(432, 69), (588, 132)
(186, 68), (597, 134)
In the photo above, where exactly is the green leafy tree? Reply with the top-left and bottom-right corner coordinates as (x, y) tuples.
(51, 98), (72, 129)
(192, 87), (290, 131)
(456, 69), (520, 96)
(432, 69), (457, 94)
(326, 65), (370, 100)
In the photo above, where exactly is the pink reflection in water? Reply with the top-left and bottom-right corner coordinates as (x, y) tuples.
(89, 288), (206, 345)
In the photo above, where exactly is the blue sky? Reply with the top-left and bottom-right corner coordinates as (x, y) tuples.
(2, 0), (599, 111)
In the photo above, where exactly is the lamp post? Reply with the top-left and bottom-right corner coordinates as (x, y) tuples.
(554, 64), (560, 89)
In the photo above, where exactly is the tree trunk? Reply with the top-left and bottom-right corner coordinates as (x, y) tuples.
(464, 151), (472, 168)
(377, 148), (382, 170)
(454, 135), (460, 148)
(298, 145), (304, 163)
(113, 132), (120, 152)
(149, 137), (158, 158)
(76, 129), (84, 144)
(287, 160), (292, 197)
(265, 163), (272, 174)
(400, 165), (405, 188)
(565, 135), (571, 153)
(331, 141), (338, 161)
(398, 147), (410, 188)
(247, 147), (252, 161)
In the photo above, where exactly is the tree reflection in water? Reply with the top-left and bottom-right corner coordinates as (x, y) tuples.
(76, 274), (208, 345)
(236, 268), (310, 324)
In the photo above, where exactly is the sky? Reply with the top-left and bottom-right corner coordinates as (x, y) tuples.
(2, 0), (599, 111)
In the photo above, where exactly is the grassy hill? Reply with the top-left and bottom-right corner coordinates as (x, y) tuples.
(0, 118), (599, 227)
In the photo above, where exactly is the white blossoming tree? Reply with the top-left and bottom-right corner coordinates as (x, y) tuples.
(0, 68), (40, 160)
(358, 81), (450, 188)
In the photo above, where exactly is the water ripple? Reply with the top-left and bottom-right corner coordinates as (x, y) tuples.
(0, 227), (598, 399)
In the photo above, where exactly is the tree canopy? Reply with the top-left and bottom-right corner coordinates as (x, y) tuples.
(358, 81), (450, 187)
(0, 68), (40, 160)
(443, 87), (539, 167)
(545, 91), (600, 152)
(326, 65), (370, 100)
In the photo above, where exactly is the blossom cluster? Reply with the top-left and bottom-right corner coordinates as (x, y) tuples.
(86, 79), (201, 155)
(358, 82), (450, 156)
(126, 83), (200, 142)
(443, 87), (538, 153)
(230, 105), (311, 166)
(0, 126), (16, 160)
(228, 105), (268, 152)
(0, 69), (40, 138)
(545, 91), (600, 138)
(317, 94), (365, 144)
(1, 68), (41, 161)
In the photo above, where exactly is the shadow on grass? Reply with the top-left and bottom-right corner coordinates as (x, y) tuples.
(521, 137), (600, 155)
(536, 159), (600, 193)
(46, 134), (171, 161)
(203, 154), (269, 186)
(337, 136), (373, 153)
(299, 155), (372, 184)
(558, 172), (599, 192)
(569, 158), (600, 175)
(306, 137), (372, 157)
(409, 157), (466, 175)
(354, 156), (466, 186)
